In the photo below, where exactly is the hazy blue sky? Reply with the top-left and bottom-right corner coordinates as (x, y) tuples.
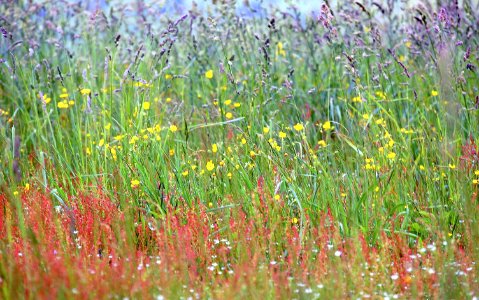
(79, 0), (432, 17)
(81, 0), (322, 14)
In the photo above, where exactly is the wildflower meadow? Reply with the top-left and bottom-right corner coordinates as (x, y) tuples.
(0, 0), (478, 299)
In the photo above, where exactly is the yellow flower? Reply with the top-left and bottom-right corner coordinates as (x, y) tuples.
(233, 102), (241, 108)
(227, 172), (232, 179)
(263, 127), (270, 134)
(276, 42), (286, 56)
(142, 101), (151, 110)
(13, 191), (19, 196)
(291, 217), (298, 224)
(405, 41), (412, 48)
(322, 121), (332, 131)
(80, 88), (91, 95)
(419, 165), (425, 171)
(400, 128), (414, 134)
(241, 138), (247, 145)
(473, 179), (479, 185)
(98, 139), (105, 147)
(352, 96), (362, 103)
(59, 93), (69, 98)
(362, 114), (369, 120)
(225, 112), (233, 119)
(165, 74), (172, 80)
(387, 139), (395, 148)
(449, 164), (456, 169)
(130, 179), (140, 188)
(274, 194), (280, 201)
(134, 82), (151, 88)
(205, 69), (213, 79)
(431, 90), (439, 97)
(293, 123), (304, 131)
(169, 124), (178, 132)
(182, 170), (189, 177)
(250, 150), (256, 158)
(169, 149), (175, 156)
(279, 131), (287, 139)
(57, 101), (69, 109)
(25, 183), (30, 191)
(212, 144), (218, 153)
(318, 140), (326, 147)
(129, 136), (139, 145)
(110, 146), (117, 157)
(375, 91), (386, 99)
(206, 160), (215, 171)
(224, 99), (232, 105)
(475, 170), (479, 176)
(387, 152), (396, 159)
(105, 123), (111, 130)
(375, 118), (385, 126)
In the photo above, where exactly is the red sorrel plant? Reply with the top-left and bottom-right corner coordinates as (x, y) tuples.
(1, 186), (478, 298)
(460, 135), (479, 171)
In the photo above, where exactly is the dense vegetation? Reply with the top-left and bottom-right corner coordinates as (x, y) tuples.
(1, 1), (478, 298)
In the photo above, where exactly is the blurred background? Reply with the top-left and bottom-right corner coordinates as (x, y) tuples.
(80, 0), (323, 15)
(75, 0), (423, 17)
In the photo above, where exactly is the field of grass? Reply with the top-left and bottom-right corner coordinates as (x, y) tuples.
(1, 0), (479, 299)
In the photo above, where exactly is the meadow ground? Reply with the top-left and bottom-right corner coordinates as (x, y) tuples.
(0, 1), (479, 299)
